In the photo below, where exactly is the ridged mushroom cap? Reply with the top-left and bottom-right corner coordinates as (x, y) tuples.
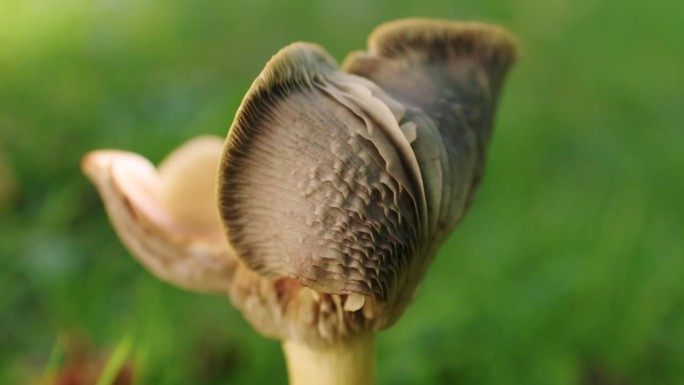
(218, 19), (518, 344)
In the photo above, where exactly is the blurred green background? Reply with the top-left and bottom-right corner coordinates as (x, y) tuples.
(1, 0), (682, 384)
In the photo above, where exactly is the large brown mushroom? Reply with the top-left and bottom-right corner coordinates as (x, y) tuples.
(83, 18), (517, 385)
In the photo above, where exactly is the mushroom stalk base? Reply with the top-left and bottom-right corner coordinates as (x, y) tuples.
(282, 334), (376, 385)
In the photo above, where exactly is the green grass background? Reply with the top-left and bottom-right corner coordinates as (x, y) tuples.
(1, 0), (682, 383)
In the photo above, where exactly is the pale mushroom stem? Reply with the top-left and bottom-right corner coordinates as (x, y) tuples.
(282, 334), (376, 385)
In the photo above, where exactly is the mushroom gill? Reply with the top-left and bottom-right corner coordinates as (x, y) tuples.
(218, 19), (517, 343)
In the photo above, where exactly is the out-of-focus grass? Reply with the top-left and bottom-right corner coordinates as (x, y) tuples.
(95, 336), (131, 385)
(1, 0), (682, 384)
(39, 334), (65, 385)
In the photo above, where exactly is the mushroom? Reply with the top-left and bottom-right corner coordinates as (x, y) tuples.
(82, 18), (517, 385)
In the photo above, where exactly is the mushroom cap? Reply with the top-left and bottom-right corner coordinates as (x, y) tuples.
(157, 136), (226, 235)
(218, 19), (518, 343)
(82, 136), (236, 294)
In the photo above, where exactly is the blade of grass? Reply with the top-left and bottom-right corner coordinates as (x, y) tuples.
(96, 335), (133, 385)
(40, 333), (65, 385)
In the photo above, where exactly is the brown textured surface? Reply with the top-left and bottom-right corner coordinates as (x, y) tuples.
(220, 44), (422, 301)
(219, 19), (517, 344)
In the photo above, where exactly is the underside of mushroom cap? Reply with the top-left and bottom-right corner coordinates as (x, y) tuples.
(220, 43), (425, 303)
(218, 19), (517, 345)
